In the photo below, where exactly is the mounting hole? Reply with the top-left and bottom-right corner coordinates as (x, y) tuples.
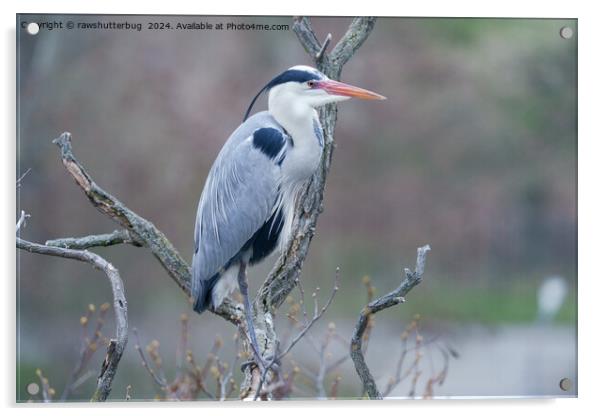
(560, 26), (573, 39)
(27, 382), (40, 395)
(26, 22), (40, 35)
(559, 377), (572, 391)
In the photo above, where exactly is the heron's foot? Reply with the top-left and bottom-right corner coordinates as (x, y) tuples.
(263, 353), (281, 373)
(240, 358), (256, 372)
(240, 354), (280, 374)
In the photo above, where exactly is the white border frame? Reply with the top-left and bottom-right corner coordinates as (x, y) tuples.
(3, 1), (600, 415)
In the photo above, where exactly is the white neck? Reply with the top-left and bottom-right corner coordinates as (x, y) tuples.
(266, 80), (330, 254)
(268, 87), (323, 183)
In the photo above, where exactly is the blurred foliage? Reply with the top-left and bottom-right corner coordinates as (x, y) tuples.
(17, 16), (576, 400)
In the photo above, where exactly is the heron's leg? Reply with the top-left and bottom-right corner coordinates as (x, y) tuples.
(237, 261), (264, 368)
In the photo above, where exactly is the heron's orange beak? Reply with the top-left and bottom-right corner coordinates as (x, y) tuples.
(318, 79), (386, 100)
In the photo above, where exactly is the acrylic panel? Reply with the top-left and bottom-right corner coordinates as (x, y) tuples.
(16, 15), (577, 401)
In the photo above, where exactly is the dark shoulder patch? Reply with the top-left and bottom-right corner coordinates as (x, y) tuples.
(252, 127), (286, 160)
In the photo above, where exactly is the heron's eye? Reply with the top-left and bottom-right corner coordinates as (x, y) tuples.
(307, 80), (316, 88)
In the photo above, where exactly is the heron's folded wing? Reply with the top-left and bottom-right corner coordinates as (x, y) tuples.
(192, 127), (286, 295)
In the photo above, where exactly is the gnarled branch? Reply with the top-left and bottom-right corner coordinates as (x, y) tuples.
(350, 245), (431, 399)
(51, 132), (244, 326)
(52, 132), (191, 295)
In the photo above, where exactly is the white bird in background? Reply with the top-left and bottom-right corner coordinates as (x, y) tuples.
(537, 275), (568, 323)
(191, 65), (385, 357)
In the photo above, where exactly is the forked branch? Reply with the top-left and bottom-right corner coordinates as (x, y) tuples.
(50, 132), (243, 326)
(350, 245), (431, 399)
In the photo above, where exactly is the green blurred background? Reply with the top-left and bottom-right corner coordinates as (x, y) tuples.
(17, 16), (577, 400)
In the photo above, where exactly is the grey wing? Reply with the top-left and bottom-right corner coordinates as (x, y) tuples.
(192, 129), (283, 312)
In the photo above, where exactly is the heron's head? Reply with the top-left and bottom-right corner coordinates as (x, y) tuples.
(244, 65), (386, 121)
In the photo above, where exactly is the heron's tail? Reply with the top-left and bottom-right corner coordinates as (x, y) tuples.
(192, 272), (220, 314)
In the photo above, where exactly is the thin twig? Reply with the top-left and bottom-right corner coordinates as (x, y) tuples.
(380, 317), (446, 397)
(176, 313), (189, 377)
(280, 269), (339, 360)
(296, 277), (310, 326)
(17, 168), (32, 187)
(70, 370), (96, 393)
(36, 369), (52, 403)
(219, 334), (240, 401)
(16, 210), (30, 232)
(61, 303), (110, 401)
(133, 328), (168, 390)
(315, 336), (329, 399)
(315, 33), (332, 61)
(382, 336), (409, 397)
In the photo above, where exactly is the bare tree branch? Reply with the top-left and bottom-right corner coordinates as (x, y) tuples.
(52, 132), (190, 294)
(46, 229), (143, 249)
(51, 132), (244, 327)
(291, 17), (323, 60)
(16, 230), (128, 402)
(330, 18), (377, 68)
(350, 245), (431, 399)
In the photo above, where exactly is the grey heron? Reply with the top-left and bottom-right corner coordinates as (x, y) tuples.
(192, 65), (385, 358)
